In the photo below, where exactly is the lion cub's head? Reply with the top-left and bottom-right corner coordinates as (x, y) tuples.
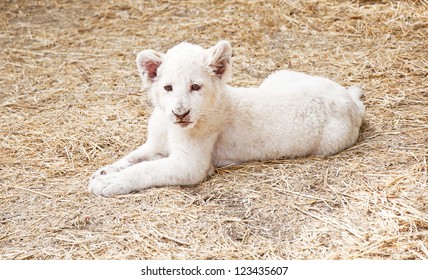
(136, 41), (232, 129)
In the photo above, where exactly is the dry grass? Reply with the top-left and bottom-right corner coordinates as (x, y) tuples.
(1, 0), (427, 260)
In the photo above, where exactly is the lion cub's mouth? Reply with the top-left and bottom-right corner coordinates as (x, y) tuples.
(175, 121), (193, 128)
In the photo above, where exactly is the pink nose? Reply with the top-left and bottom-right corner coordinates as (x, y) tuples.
(172, 110), (190, 120)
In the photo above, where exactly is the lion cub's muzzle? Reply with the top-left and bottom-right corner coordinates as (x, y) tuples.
(172, 109), (192, 127)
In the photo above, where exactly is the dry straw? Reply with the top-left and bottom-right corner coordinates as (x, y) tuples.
(1, 0), (427, 259)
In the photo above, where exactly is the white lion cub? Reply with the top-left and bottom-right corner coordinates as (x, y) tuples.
(89, 40), (365, 197)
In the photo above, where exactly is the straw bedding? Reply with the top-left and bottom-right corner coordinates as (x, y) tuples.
(1, 0), (427, 259)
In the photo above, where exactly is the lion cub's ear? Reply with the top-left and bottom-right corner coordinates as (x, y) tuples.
(136, 50), (164, 88)
(206, 40), (232, 82)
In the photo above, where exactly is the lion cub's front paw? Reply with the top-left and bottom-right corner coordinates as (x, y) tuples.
(91, 160), (132, 180)
(88, 173), (133, 197)
(90, 165), (120, 181)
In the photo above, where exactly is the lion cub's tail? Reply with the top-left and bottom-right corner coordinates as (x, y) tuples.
(348, 85), (364, 100)
(347, 85), (365, 115)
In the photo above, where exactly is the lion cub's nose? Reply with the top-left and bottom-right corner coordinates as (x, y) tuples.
(172, 110), (190, 120)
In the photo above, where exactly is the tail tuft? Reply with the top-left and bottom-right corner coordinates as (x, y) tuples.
(348, 85), (364, 100)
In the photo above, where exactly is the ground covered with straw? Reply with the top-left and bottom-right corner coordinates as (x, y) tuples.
(1, 0), (427, 259)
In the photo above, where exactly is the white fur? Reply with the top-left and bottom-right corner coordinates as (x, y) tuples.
(89, 41), (365, 197)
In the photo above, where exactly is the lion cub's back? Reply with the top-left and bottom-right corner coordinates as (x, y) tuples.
(213, 73), (363, 165)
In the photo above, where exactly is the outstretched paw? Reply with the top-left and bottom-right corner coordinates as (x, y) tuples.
(88, 173), (133, 197)
(91, 160), (132, 180)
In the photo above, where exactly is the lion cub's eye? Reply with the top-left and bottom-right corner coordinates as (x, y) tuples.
(191, 84), (201, 91)
(164, 85), (173, 92)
